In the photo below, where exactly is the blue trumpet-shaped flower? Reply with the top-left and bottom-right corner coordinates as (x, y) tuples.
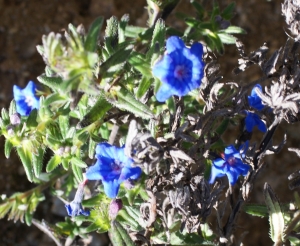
(152, 36), (205, 102)
(245, 112), (267, 133)
(209, 144), (250, 185)
(65, 182), (89, 217)
(13, 81), (40, 116)
(248, 84), (264, 110)
(86, 143), (142, 198)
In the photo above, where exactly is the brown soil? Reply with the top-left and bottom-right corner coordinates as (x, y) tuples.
(0, 0), (293, 245)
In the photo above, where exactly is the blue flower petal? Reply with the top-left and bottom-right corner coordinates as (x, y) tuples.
(156, 83), (178, 102)
(166, 36), (185, 53)
(86, 163), (103, 180)
(190, 42), (204, 58)
(248, 84), (264, 110)
(209, 165), (225, 184)
(119, 166), (142, 182)
(224, 145), (237, 158)
(257, 118), (267, 133)
(225, 166), (240, 185)
(213, 158), (225, 167)
(245, 113), (255, 132)
(103, 179), (120, 198)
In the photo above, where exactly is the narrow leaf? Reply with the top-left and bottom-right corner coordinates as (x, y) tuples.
(136, 76), (153, 99)
(110, 87), (154, 119)
(16, 147), (34, 182)
(77, 96), (112, 128)
(4, 139), (13, 158)
(84, 16), (104, 52)
(37, 75), (63, 91)
(32, 147), (44, 178)
(71, 163), (83, 183)
(71, 157), (87, 168)
(46, 155), (62, 172)
(264, 183), (285, 244)
(217, 33), (236, 44)
(113, 220), (135, 246)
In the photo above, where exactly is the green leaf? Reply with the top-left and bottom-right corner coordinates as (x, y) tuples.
(84, 16), (104, 52)
(118, 14), (129, 43)
(221, 2), (235, 20)
(136, 76), (153, 99)
(71, 163), (83, 183)
(111, 87), (154, 119)
(0, 202), (12, 219)
(217, 33), (237, 44)
(88, 138), (97, 159)
(99, 45), (133, 79)
(46, 155), (62, 172)
(90, 207), (110, 232)
(77, 96), (112, 128)
(44, 93), (68, 107)
(70, 157), (87, 168)
(37, 75), (63, 91)
(191, 0), (204, 18)
(4, 139), (13, 158)
(206, 29), (224, 55)
(32, 147), (44, 178)
(26, 109), (38, 128)
(215, 118), (229, 135)
(243, 204), (268, 218)
(113, 220), (135, 246)
(58, 115), (70, 139)
(82, 193), (111, 207)
(124, 25), (147, 38)
(16, 147), (34, 182)
(105, 16), (119, 53)
(1, 108), (9, 121)
(8, 100), (17, 115)
(117, 209), (141, 231)
(128, 52), (152, 77)
(221, 26), (246, 34)
(264, 183), (285, 244)
(146, 18), (166, 62)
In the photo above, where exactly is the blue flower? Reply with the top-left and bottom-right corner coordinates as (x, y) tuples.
(152, 36), (205, 102)
(86, 143), (142, 198)
(65, 182), (89, 217)
(245, 112), (267, 133)
(209, 144), (250, 185)
(65, 202), (90, 217)
(13, 81), (40, 116)
(248, 84), (264, 110)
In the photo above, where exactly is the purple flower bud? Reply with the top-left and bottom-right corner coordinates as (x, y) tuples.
(109, 199), (123, 219)
(10, 113), (21, 125)
(6, 125), (15, 136)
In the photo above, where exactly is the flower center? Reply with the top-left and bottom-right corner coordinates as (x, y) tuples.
(227, 156), (236, 165)
(111, 161), (122, 174)
(25, 96), (34, 107)
(174, 65), (187, 80)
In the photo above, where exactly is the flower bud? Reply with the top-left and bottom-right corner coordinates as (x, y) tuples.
(109, 199), (123, 219)
(10, 113), (21, 126)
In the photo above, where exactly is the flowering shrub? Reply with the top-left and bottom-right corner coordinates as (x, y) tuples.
(1, 0), (300, 245)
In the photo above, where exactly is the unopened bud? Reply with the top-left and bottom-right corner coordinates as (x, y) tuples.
(10, 113), (21, 125)
(6, 125), (15, 136)
(109, 199), (123, 219)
